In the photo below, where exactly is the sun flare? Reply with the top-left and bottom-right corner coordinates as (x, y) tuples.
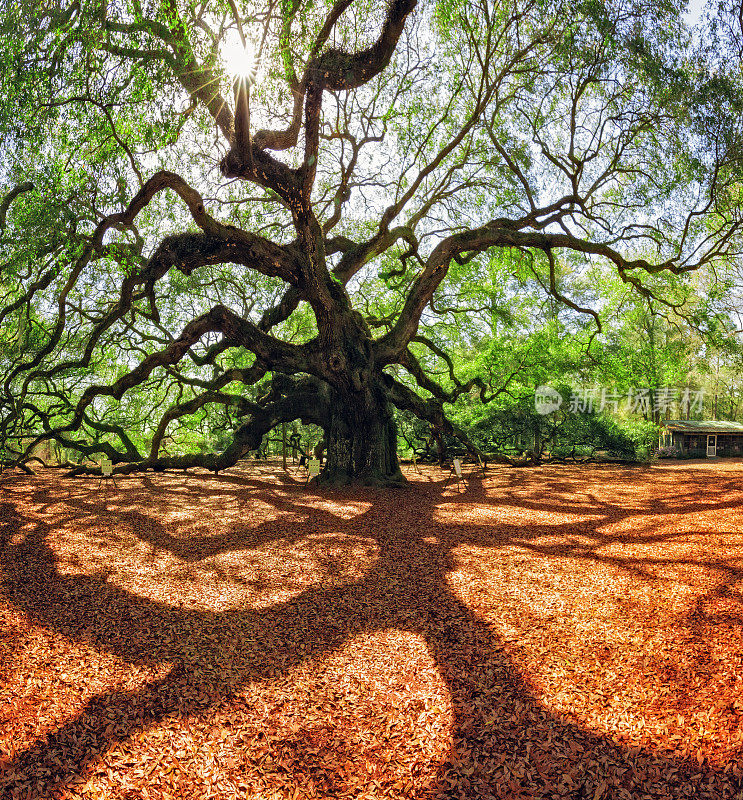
(221, 29), (257, 82)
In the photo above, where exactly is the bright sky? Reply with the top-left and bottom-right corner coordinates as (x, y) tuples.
(684, 0), (706, 26)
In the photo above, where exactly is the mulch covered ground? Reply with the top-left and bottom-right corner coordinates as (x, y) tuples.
(0, 459), (742, 799)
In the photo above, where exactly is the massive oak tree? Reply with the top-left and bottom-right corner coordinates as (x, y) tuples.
(1, 0), (741, 483)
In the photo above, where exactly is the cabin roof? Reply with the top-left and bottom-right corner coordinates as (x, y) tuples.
(662, 420), (743, 434)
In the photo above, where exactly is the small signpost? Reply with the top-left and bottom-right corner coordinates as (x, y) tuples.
(98, 457), (118, 490)
(411, 453), (422, 474)
(305, 458), (320, 485)
(281, 422), (287, 470)
(475, 451), (486, 475)
(444, 457), (465, 491)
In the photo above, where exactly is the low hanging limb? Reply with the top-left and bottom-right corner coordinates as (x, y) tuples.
(384, 374), (486, 464)
(66, 374), (332, 478)
(22, 297), (314, 467)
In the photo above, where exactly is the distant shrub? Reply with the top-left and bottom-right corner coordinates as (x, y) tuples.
(656, 446), (680, 458)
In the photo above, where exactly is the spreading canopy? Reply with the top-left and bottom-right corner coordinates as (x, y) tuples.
(1, 0), (742, 483)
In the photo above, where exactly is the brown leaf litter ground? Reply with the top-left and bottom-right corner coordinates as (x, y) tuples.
(0, 459), (742, 799)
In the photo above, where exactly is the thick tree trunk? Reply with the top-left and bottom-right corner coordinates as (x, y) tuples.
(320, 384), (404, 486)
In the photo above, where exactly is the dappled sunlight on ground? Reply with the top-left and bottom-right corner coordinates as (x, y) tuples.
(1, 459), (743, 798)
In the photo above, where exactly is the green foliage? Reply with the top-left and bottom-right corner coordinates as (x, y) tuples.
(2, 0), (743, 475)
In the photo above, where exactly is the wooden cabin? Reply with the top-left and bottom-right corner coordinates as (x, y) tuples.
(660, 420), (743, 458)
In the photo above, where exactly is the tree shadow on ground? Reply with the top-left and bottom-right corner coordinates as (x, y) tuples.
(1, 463), (742, 798)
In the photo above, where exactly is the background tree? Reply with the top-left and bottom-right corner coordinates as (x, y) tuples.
(2, 0), (742, 484)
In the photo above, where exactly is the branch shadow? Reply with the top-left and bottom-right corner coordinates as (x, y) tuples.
(1, 463), (742, 798)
